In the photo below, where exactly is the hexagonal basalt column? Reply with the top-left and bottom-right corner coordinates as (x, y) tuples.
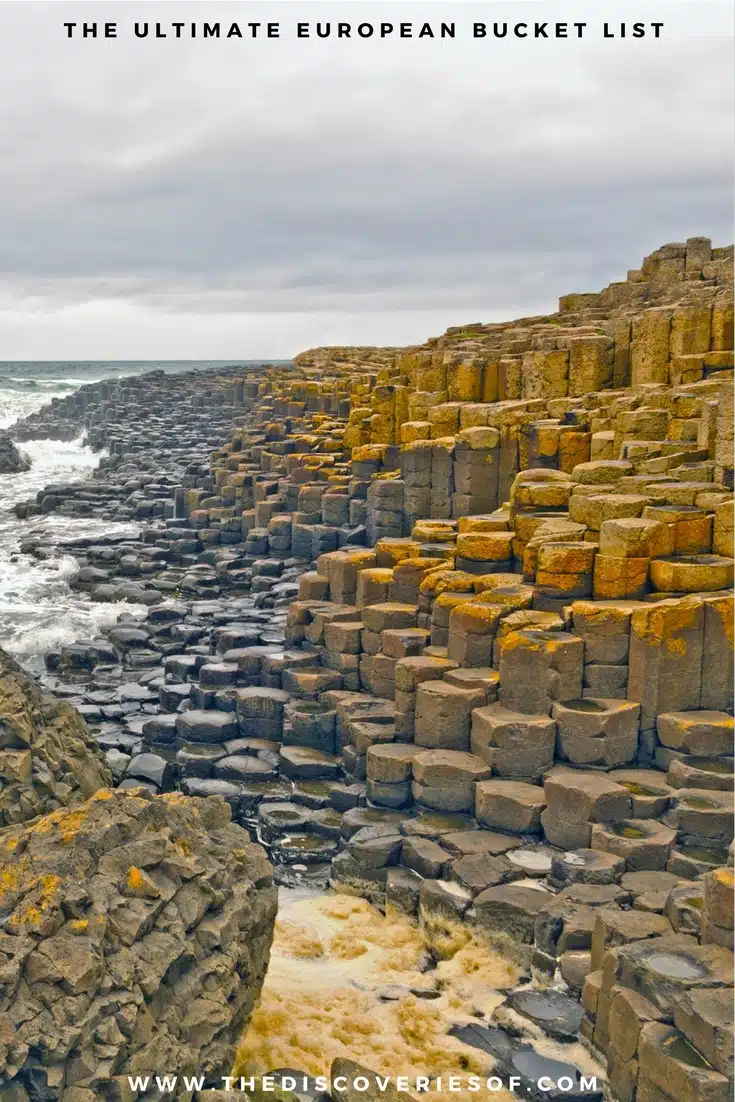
(454, 530), (515, 575)
(356, 567), (394, 608)
(474, 881), (552, 947)
(498, 630), (584, 715)
(627, 598), (705, 747)
(637, 1021), (732, 1102)
(414, 680), (487, 750)
(549, 848), (626, 888)
(667, 842), (731, 881)
(278, 745), (340, 780)
(258, 801), (312, 844)
(701, 866), (734, 949)
(235, 687), (293, 740)
(282, 699), (337, 753)
(366, 742), (416, 784)
(657, 711), (733, 758)
(281, 666), (342, 699)
(667, 789), (735, 848)
(175, 709), (238, 744)
(361, 601), (419, 634)
(447, 600), (503, 667)
(650, 554), (734, 594)
(366, 742), (416, 808)
(393, 654), (457, 739)
(609, 934), (734, 1016)
(552, 697), (640, 768)
(542, 769), (632, 849)
(607, 769), (674, 818)
(411, 749), (491, 812)
(536, 541), (597, 600)
(471, 702), (556, 781)
(475, 778), (547, 834)
(701, 594), (734, 713)
(590, 817), (677, 871)
(642, 504), (714, 556)
(665, 756), (734, 792)
(571, 598), (635, 700)
(593, 554), (649, 600)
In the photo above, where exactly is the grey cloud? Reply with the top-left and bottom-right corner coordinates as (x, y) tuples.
(0, 0), (731, 356)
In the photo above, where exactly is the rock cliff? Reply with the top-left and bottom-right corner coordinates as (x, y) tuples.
(0, 646), (112, 828)
(0, 787), (277, 1101)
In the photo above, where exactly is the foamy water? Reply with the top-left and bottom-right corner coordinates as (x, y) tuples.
(235, 891), (603, 1100)
(0, 370), (146, 667)
(0, 437), (145, 669)
(0, 359), (286, 667)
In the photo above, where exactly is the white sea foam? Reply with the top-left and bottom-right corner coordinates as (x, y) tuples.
(0, 544), (146, 672)
(0, 423), (143, 670)
(1, 359), (267, 668)
(4, 598), (147, 668)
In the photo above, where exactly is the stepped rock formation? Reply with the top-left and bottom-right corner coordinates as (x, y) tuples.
(0, 788), (277, 1100)
(0, 646), (112, 827)
(2, 237), (733, 1102)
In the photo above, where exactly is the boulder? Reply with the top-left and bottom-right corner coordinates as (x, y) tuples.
(0, 431), (31, 473)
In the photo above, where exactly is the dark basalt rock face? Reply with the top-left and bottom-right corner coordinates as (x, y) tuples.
(0, 786), (277, 1100)
(0, 431), (31, 473)
(0, 644), (112, 828)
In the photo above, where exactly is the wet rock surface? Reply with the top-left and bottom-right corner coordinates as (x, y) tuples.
(0, 431), (31, 473)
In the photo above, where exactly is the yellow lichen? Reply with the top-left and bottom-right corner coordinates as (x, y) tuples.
(126, 866), (145, 893)
(0, 858), (29, 897)
(499, 631), (540, 653)
(162, 791), (198, 812)
(26, 803), (93, 843)
(712, 597), (734, 647)
(631, 598), (701, 657)
(5, 873), (62, 932)
(89, 788), (114, 802)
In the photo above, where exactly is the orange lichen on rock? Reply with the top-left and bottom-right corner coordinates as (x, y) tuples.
(631, 596), (702, 657)
(5, 872), (63, 934)
(122, 864), (161, 899)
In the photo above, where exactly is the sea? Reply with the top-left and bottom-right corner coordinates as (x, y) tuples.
(0, 360), (279, 672)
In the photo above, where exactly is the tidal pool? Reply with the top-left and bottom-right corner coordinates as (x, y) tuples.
(646, 952), (707, 980)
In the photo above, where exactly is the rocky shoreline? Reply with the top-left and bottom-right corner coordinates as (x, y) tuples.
(1, 238), (733, 1102)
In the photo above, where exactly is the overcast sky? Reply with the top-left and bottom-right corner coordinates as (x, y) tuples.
(0, 0), (731, 359)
